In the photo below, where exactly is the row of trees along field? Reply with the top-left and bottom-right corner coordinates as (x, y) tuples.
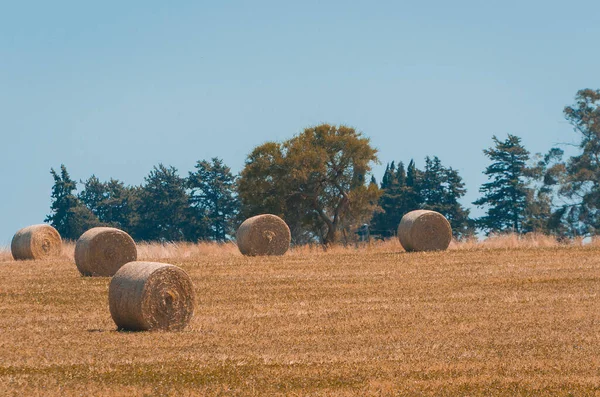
(46, 89), (600, 244)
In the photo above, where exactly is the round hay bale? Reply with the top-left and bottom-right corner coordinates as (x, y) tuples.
(109, 261), (196, 331)
(11, 224), (62, 260)
(236, 214), (291, 256)
(397, 210), (452, 252)
(74, 227), (137, 277)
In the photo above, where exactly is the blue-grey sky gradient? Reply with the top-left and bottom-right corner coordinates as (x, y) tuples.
(2, 1), (599, 245)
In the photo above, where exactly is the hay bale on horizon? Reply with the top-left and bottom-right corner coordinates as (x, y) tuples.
(109, 261), (196, 331)
(11, 224), (62, 260)
(236, 214), (291, 256)
(75, 227), (137, 277)
(397, 210), (452, 252)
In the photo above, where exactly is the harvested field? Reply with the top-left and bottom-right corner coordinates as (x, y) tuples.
(1, 241), (600, 395)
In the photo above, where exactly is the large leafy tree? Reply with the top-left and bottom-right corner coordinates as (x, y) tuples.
(136, 164), (190, 241)
(238, 124), (380, 245)
(188, 158), (239, 242)
(473, 135), (531, 234)
(45, 165), (100, 239)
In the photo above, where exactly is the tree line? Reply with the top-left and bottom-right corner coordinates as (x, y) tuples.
(46, 159), (239, 242)
(46, 89), (600, 243)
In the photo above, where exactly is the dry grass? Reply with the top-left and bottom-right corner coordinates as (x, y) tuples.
(2, 233), (596, 261)
(1, 237), (600, 395)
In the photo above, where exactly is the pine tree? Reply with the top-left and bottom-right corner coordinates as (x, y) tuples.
(440, 166), (473, 238)
(79, 176), (140, 233)
(188, 158), (239, 242)
(543, 89), (600, 236)
(419, 157), (473, 237)
(45, 165), (100, 239)
(136, 164), (190, 241)
(420, 156), (445, 209)
(473, 135), (531, 234)
(78, 175), (106, 219)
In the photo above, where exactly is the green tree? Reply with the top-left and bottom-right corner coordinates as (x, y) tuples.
(78, 176), (140, 233)
(136, 164), (190, 241)
(237, 142), (291, 218)
(380, 162), (394, 189)
(421, 156), (473, 238)
(473, 135), (531, 234)
(238, 124), (380, 245)
(78, 175), (105, 218)
(371, 161), (405, 237)
(404, 160), (422, 211)
(45, 165), (100, 239)
(545, 89), (600, 236)
(420, 157), (445, 209)
(373, 157), (472, 239)
(188, 158), (239, 242)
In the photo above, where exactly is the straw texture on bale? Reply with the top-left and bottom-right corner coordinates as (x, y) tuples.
(398, 210), (452, 252)
(236, 214), (291, 256)
(11, 224), (62, 260)
(109, 261), (196, 331)
(75, 227), (137, 277)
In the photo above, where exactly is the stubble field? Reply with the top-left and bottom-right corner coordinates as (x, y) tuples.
(1, 239), (600, 396)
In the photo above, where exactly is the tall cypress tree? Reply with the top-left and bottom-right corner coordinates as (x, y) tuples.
(371, 162), (403, 236)
(371, 160), (424, 237)
(380, 163), (392, 189)
(373, 157), (473, 239)
(473, 135), (531, 234)
(403, 159), (422, 211)
(396, 161), (406, 187)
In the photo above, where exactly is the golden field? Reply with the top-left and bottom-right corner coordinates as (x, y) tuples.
(1, 237), (600, 396)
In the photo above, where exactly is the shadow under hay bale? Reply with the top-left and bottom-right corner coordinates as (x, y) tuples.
(108, 261), (196, 331)
(11, 224), (62, 260)
(236, 214), (291, 256)
(75, 227), (137, 277)
(397, 210), (452, 252)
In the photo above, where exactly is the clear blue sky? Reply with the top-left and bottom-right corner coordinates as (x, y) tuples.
(2, 1), (599, 245)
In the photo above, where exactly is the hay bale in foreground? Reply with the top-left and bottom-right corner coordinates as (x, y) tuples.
(74, 227), (137, 277)
(236, 214), (291, 256)
(11, 224), (62, 260)
(109, 261), (196, 331)
(397, 210), (452, 252)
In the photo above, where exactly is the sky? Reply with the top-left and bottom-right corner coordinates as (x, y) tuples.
(1, 1), (599, 245)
